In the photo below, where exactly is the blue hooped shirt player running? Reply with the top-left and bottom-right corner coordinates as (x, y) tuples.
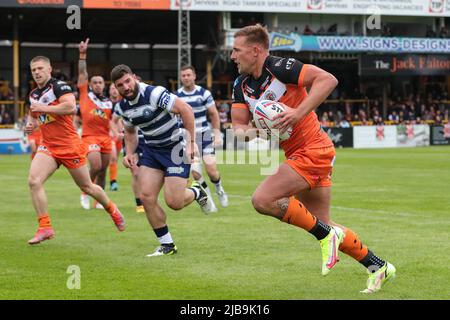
(111, 64), (214, 257)
(115, 81), (189, 176)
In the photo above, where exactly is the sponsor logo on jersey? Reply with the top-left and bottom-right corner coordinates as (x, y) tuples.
(286, 58), (295, 70)
(245, 85), (254, 94)
(260, 76), (270, 90)
(88, 144), (101, 151)
(274, 58), (284, 67)
(264, 90), (277, 101)
(91, 108), (108, 119)
(37, 145), (49, 152)
(38, 113), (56, 125)
(203, 146), (214, 153)
(160, 92), (171, 109)
(142, 108), (152, 119)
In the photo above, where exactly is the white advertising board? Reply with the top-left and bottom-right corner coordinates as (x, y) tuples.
(353, 125), (397, 148)
(396, 124), (430, 147)
(171, 0), (450, 17)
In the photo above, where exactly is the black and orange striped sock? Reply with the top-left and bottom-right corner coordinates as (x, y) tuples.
(339, 229), (387, 271)
(281, 197), (331, 240)
(38, 214), (52, 229)
(338, 229), (369, 262)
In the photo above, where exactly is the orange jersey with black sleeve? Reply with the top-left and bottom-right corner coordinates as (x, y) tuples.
(29, 78), (81, 150)
(232, 55), (333, 156)
(77, 82), (113, 138)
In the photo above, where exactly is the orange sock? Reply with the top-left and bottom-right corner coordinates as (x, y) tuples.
(339, 229), (369, 261)
(105, 201), (114, 213)
(281, 197), (317, 231)
(109, 163), (118, 182)
(38, 214), (52, 228)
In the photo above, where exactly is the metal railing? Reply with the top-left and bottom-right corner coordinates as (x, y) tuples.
(0, 99), (26, 117)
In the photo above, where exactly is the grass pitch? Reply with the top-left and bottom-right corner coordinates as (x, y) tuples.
(0, 147), (449, 299)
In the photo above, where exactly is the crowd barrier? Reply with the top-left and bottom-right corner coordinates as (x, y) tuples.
(323, 124), (449, 148)
(0, 128), (28, 154)
(430, 125), (450, 146)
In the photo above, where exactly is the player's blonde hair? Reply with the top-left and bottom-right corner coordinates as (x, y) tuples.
(234, 24), (269, 50)
(30, 56), (51, 65)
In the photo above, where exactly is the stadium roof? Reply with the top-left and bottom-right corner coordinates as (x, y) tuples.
(0, 8), (218, 45)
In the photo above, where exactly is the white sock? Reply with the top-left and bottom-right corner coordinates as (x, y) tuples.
(211, 177), (222, 191)
(158, 232), (173, 245)
(154, 226), (174, 245)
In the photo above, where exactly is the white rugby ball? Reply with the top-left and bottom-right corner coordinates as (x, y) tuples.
(253, 100), (292, 141)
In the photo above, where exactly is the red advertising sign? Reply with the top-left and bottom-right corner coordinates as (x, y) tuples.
(83, 0), (170, 9)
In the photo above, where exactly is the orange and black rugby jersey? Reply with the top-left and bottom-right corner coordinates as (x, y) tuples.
(232, 55), (333, 154)
(29, 78), (80, 149)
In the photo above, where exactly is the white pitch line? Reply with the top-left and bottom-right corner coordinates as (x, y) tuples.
(331, 205), (416, 217)
(228, 194), (417, 217)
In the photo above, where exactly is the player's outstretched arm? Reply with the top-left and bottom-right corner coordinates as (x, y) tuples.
(78, 38), (90, 85)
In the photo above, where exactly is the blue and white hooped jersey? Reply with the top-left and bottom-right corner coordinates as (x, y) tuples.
(114, 82), (183, 148)
(176, 85), (215, 134)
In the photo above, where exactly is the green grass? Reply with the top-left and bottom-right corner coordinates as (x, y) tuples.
(0, 147), (449, 299)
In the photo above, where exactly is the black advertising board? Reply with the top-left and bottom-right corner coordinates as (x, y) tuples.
(430, 125), (450, 145)
(323, 127), (353, 148)
(360, 54), (450, 76)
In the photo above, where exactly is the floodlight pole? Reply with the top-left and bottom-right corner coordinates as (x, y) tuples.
(13, 13), (20, 123)
(177, 1), (191, 88)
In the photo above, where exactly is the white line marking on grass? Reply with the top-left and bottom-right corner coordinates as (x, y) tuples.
(228, 194), (416, 217)
(331, 206), (416, 217)
(228, 194), (251, 199)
